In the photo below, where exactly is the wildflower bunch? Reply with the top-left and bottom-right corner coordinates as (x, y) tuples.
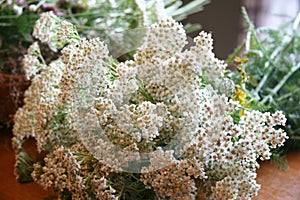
(13, 13), (288, 200)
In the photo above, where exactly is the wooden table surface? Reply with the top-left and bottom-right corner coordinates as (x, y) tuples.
(1, 127), (299, 200)
(0, 128), (54, 200)
(253, 151), (300, 200)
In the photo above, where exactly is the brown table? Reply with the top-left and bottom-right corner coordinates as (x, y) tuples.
(1, 128), (299, 200)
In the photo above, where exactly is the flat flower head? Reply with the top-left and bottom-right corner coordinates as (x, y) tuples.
(33, 11), (80, 52)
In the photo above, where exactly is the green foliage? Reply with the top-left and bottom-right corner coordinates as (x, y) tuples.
(0, 0), (209, 74)
(15, 149), (35, 183)
(165, 0), (209, 21)
(231, 7), (300, 154)
(110, 172), (156, 200)
(270, 149), (288, 170)
(244, 99), (271, 112)
(0, 6), (38, 73)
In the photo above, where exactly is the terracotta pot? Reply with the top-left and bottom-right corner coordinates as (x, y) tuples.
(0, 73), (30, 126)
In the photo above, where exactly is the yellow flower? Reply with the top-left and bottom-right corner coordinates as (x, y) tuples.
(233, 87), (247, 116)
(233, 56), (248, 65)
(241, 71), (248, 83)
(234, 88), (246, 105)
(234, 56), (243, 65)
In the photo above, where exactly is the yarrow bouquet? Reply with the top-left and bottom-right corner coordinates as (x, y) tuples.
(12, 11), (288, 200)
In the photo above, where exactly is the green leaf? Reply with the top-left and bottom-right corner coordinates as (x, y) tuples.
(15, 149), (35, 183)
(184, 23), (201, 33)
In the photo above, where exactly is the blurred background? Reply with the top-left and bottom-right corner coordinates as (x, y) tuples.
(184, 0), (300, 58)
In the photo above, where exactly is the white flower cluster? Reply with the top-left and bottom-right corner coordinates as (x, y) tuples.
(31, 144), (118, 200)
(60, 37), (109, 104)
(13, 13), (288, 200)
(33, 11), (79, 52)
(22, 42), (46, 80)
(13, 59), (65, 151)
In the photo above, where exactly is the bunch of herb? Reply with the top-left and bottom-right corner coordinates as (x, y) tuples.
(228, 7), (300, 157)
(12, 12), (288, 199)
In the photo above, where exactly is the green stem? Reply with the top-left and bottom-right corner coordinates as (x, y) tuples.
(292, 11), (300, 32)
(118, 181), (126, 198)
(84, 162), (99, 185)
(253, 35), (293, 100)
(0, 15), (19, 19)
(241, 7), (293, 99)
(291, 136), (300, 140)
(35, 0), (46, 9)
(67, 8), (81, 26)
(226, 42), (245, 65)
(261, 62), (300, 104)
(276, 88), (300, 102)
(63, 12), (106, 18)
(38, 52), (46, 66)
(76, 25), (104, 32)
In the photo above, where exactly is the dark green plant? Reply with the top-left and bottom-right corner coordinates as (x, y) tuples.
(229, 7), (300, 154)
(15, 149), (35, 183)
(0, 5), (38, 74)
